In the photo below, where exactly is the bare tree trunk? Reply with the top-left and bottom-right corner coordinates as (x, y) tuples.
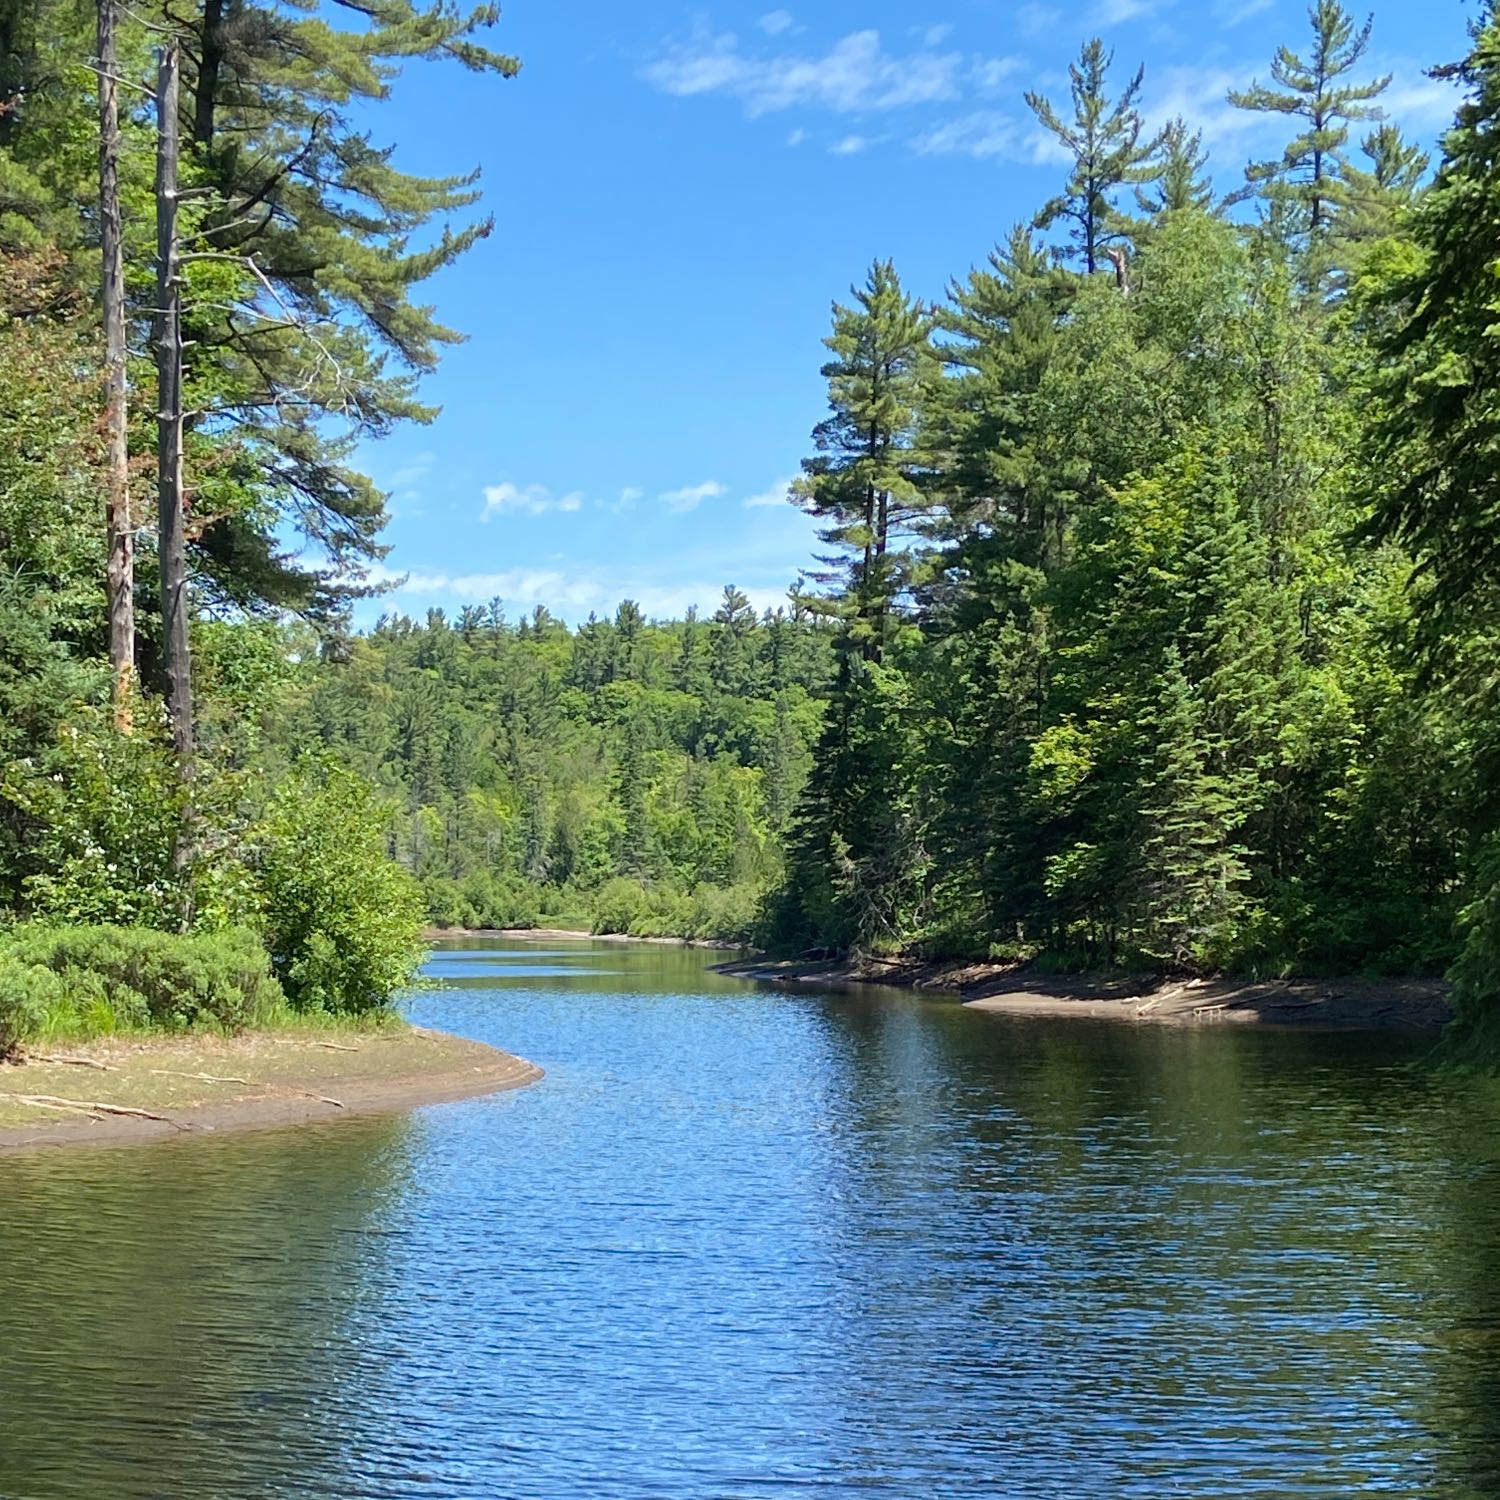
(98, 0), (134, 730)
(155, 42), (195, 921)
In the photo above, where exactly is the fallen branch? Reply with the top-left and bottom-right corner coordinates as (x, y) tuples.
(10, 1094), (188, 1129)
(27, 1054), (115, 1071)
(148, 1069), (253, 1086)
(313, 1041), (359, 1052)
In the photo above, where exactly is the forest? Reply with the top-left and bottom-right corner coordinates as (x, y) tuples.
(2, 0), (1500, 1051)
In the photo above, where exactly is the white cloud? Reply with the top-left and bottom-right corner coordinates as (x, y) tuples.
(1015, 4), (1060, 40)
(830, 133), (870, 155)
(972, 55), (1026, 94)
(758, 9), (794, 36)
(365, 563), (793, 625)
(743, 476), (796, 509)
(787, 126), (807, 146)
(1380, 68), (1462, 133)
(386, 451), (436, 491)
(915, 110), (1021, 160)
(923, 23), (955, 47)
(1091, 0), (1169, 21)
(481, 481), (585, 519)
(618, 485), (644, 504)
(644, 27), (966, 117)
(1214, 0), (1271, 23)
(659, 479), (727, 512)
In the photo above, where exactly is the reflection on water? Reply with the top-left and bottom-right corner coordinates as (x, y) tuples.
(3, 938), (1500, 1498)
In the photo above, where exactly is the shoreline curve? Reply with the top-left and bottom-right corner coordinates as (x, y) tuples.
(717, 955), (1452, 1031)
(0, 1025), (541, 1154)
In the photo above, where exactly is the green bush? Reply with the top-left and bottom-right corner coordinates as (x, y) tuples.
(590, 877), (652, 935)
(6, 924), (286, 1033)
(255, 763), (425, 1014)
(0, 949), (69, 1058)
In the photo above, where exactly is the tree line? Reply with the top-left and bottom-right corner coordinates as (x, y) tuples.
(764, 1), (1500, 1052)
(0, 0), (517, 1036)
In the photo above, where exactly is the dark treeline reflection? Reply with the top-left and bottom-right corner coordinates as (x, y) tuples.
(5, 941), (1500, 1498)
(0, 1121), (415, 1499)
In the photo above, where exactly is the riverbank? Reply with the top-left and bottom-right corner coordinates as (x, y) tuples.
(425, 925), (738, 950)
(0, 1024), (542, 1152)
(719, 954), (1453, 1030)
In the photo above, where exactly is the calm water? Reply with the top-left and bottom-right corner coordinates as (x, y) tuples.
(3, 940), (1500, 1499)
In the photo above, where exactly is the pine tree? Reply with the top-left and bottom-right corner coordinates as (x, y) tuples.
(796, 259), (933, 664)
(1025, 38), (1163, 274)
(1137, 119), (1214, 217)
(1227, 1), (1390, 235)
(168, 0), (521, 620)
(1336, 124), (1429, 246)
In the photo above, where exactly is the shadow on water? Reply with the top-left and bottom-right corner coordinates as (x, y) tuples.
(0, 1119), (417, 1499)
(3, 936), (1500, 1498)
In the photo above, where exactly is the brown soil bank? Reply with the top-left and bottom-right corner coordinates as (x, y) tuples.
(718, 954), (1453, 1031)
(0, 1024), (541, 1154)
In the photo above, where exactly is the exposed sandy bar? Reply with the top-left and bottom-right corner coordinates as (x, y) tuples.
(718, 954), (1453, 1031)
(0, 1024), (541, 1153)
(425, 926), (738, 950)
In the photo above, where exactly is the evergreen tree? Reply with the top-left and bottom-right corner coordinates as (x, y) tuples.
(1025, 37), (1162, 274)
(796, 259), (933, 664)
(1137, 119), (1214, 217)
(1227, 1), (1390, 235)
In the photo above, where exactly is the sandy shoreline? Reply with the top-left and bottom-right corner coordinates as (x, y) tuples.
(0, 1025), (541, 1154)
(425, 925), (739, 950)
(718, 954), (1453, 1031)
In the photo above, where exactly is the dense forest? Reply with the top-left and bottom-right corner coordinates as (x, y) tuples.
(2, 0), (1500, 1051)
(762, 2), (1500, 1053)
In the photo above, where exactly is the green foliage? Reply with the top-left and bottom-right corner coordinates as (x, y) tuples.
(0, 948), (68, 1058)
(1025, 37), (1163, 273)
(263, 594), (834, 942)
(254, 763), (426, 1015)
(1226, 0), (1391, 235)
(2, 924), (285, 1040)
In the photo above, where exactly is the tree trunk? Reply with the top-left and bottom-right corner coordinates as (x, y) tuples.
(193, 0), (223, 144)
(98, 0), (134, 730)
(155, 43), (195, 807)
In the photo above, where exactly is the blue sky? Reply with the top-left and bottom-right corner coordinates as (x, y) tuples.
(354, 0), (1472, 627)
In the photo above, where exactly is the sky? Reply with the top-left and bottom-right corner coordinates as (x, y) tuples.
(351, 0), (1474, 627)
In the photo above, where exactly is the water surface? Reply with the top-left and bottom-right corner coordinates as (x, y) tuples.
(3, 939), (1499, 1498)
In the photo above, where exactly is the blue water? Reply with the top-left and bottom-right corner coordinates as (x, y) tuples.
(2, 938), (1499, 1498)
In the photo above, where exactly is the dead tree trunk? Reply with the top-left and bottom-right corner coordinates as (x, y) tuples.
(155, 41), (195, 919)
(98, 0), (134, 729)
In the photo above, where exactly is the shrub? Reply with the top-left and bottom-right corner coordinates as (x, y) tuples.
(254, 763), (425, 1014)
(591, 877), (651, 935)
(6, 924), (286, 1033)
(0, 949), (68, 1058)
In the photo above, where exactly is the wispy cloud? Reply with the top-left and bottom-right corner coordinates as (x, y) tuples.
(1091, 0), (1171, 22)
(914, 110), (1021, 160)
(659, 480), (727, 512)
(1015, 4), (1060, 39)
(366, 563), (793, 625)
(1380, 67), (1462, 133)
(481, 481), (584, 519)
(644, 27), (968, 117)
(743, 476), (796, 509)
(1213, 0), (1271, 23)
(830, 133), (870, 155)
(758, 9), (794, 36)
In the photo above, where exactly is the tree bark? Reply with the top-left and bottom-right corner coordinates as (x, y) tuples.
(155, 41), (196, 923)
(98, 0), (135, 729)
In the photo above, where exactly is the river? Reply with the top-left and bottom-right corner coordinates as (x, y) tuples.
(2, 937), (1499, 1498)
